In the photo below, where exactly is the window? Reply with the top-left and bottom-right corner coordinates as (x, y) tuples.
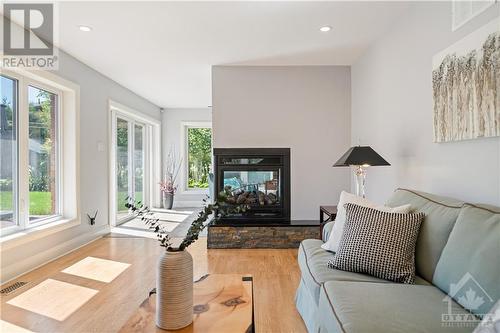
(0, 72), (72, 238)
(28, 85), (59, 221)
(186, 127), (212, 189)
(452, 0), (495, 31)
(0, 76), (18, 230)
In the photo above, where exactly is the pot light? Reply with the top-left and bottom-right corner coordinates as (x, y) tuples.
(320, 26), (332, 32)
(78, 25), (92, 32)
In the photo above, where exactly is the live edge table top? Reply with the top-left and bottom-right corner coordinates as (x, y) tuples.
(119, 274), (254, 333)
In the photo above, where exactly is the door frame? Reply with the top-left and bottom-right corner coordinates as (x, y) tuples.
(108, 100), (161, 226)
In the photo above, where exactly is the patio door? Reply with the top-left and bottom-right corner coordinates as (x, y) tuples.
(115, 117), (145, 223)
(110, 102), (161, 226)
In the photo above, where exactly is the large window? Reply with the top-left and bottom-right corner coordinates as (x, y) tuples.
(186, 127), (212, 189)
(1, 73), (62, 236)
(28, 85), (58, 221)
(0, 76), (18, 230)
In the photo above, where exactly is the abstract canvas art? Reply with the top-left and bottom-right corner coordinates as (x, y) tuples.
(432, 18), (499, 143)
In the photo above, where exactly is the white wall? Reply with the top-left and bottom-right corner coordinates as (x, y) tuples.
(351, 2), (500, 205)
(1, 49), (160, 282)
(162, 108), (212, 207)
(212, 66), (351, 219)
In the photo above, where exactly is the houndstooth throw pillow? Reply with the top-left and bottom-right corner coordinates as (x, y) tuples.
(327, 203), (424, 284)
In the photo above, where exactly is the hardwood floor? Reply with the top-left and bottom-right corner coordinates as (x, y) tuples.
(0, 236), (306, 333)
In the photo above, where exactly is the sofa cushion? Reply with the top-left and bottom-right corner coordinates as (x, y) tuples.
(385, 188), (463, 283)
(433, 203), (500, 316)
(298, 239), (429, 305)
(319, 281), (474, 333)
(299, 239), (390, 304)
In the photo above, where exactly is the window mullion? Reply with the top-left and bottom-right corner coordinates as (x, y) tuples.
(17, 79), (30, 229)
(128, 121), (134, 201)
(143, 125), (149, 207)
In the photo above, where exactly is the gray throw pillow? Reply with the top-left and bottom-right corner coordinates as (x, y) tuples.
(328, 203), (424, 284)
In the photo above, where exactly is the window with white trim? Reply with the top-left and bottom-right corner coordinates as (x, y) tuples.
(183, 124), (212, 190)
(1, 72), (72, 237)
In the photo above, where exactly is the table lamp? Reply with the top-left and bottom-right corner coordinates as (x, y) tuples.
(333, 146), (390, 198)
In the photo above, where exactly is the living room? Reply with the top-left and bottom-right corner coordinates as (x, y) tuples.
(0, 1), (499, 333)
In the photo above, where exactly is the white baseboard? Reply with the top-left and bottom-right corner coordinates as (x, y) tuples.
(1, 225), (110, 284)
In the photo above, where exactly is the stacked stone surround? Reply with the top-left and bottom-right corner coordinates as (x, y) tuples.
(207, 225), (320, 249)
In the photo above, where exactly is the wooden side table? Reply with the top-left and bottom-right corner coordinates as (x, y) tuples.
(319, 205), (337, 236)
(320, 205), (337, 223)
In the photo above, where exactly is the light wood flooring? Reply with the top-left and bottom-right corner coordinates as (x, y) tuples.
(0, 236), (306, 333)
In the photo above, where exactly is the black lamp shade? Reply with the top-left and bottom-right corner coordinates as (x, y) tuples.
(333, 146), (390, 167)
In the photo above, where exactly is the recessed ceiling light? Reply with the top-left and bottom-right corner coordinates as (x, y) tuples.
(78, 25), (92, 32)
(320, 26), (332, 32)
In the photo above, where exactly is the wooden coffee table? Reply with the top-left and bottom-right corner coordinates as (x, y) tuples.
(119, 274), (254, 333)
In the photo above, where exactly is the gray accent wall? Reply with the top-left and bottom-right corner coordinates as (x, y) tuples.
(1, 49), (160, 282)
(351, 2), (500, 205)
(212, 66), (351, 219)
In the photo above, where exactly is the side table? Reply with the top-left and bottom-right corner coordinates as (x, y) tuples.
(319, 205), (337, 236)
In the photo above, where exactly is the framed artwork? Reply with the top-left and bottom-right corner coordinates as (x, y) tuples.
(432, 18), (499, 143)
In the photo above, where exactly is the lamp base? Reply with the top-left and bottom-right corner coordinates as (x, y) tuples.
(354, 166), (367, 198)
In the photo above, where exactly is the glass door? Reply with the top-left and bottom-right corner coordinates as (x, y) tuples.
(116, 117), (129, 221)
(133, 123), (144, 206)
(115, 117), (146, 223)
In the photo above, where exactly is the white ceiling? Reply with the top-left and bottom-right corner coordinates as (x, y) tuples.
(58, 1), (410, 108)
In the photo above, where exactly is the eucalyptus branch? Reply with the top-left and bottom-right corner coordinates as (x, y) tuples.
(124, 187), (250, 252)
(179, 186), (249, 250)
(125, 199), (173, 250)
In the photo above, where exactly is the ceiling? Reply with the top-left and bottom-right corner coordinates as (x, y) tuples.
(57, 1), (411, 108)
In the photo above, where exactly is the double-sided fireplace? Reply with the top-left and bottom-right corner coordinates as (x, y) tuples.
(213, 148), (291, 223)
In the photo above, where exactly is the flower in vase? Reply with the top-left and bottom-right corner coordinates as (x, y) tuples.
(160, 180), (177, 194)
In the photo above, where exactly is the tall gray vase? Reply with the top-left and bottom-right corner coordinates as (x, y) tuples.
(162, 193), (174, 209)
(156, 250), (193, 330)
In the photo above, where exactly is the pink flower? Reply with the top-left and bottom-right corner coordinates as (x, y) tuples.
(159, 180), (177, 194)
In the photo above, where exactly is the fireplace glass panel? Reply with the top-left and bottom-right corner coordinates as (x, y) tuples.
(223, 170), (280, 206)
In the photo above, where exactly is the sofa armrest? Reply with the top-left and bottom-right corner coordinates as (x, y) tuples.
(322, 222), (335, 242)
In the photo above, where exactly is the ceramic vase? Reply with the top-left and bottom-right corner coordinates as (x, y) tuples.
(162, 192), (174, 209)
(156, 250), (193, 330)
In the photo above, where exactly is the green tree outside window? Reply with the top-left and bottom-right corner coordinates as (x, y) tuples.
(187, 128), (211, 189)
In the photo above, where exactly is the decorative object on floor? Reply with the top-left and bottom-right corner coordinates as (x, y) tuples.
(161, 146), (183, 209)
(322, 191), (411, 253)
(119, 274), (254, 333)
(432, 18), (499, 143)
(333, 146), (390, 198)
(159, 180), (176, 209)
(87, 210), (98, 225)
(328, 203), (424, 284)
(125, 189), (249, 330)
